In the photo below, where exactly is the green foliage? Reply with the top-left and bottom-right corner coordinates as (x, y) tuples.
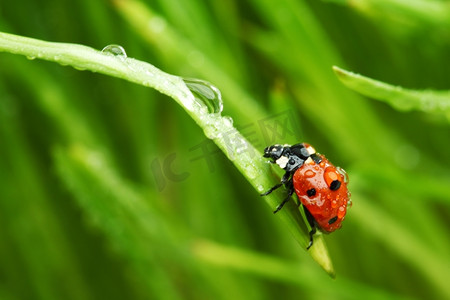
(333, 66), (450, 116)
(0, 0), (449, 299)
(0, 30), (335, 274)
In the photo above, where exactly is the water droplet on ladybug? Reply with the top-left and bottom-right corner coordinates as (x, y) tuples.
(347, 198), (353, 208)
(337, 166), (349, 183)
(324, 167), (339, 187)
(337, 206), (346, 218)
(304, 170), (316, 178)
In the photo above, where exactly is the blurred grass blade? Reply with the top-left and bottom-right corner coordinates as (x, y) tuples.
(0, 86), (93, 300)
(350, 195), (450, 299)
(54, 144), (186, 300)
(0, 31), (335, 276)
(193, 239), (413, 300)
(327, 0), (450, 28)
(354, 164), (450, 205)
(333, 66), (450, 114)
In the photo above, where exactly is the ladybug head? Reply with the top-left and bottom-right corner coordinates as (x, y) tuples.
(263, 144), (285, 161)
(264, 143), (307, 172)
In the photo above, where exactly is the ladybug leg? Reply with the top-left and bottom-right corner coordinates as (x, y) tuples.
(273, 180), (294, 214)
(302, 206), (317, 250)
(260, 183), (282, 196)
(260, 171), (291, 196)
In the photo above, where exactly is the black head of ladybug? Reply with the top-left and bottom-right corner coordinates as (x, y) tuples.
(263, 143), (314, 172)
(263, 144), (285, 160)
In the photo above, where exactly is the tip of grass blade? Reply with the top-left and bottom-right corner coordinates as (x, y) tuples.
(332, 65), (353, 80)
(309, 234), (335, 278)
(263, 194), (335, 277)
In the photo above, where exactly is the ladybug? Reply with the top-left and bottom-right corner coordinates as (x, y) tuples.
(261, 143), (350, 249)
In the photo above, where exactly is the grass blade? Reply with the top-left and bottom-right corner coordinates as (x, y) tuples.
(333, 66), (450, 114)
(0, 30), (335, 276)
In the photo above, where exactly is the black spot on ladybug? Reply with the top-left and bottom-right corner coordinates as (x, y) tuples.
(330, 180), (341, 191)
(311, 153), (322, 164)
(306, 188), (316, 197)
(328, 216), (338, 225)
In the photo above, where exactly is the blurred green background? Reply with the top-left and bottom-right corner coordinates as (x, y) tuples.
(1, 0), (450, 299)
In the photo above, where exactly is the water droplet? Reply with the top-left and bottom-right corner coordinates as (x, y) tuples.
(336, 167), (349, 183)
(222, 115), (233, 127)
(245, 163), (259, 179)
(101, 44), (127, 59)
(304, 170), (316, 178)
(26, 56), (36, 60)
(183, 78), (223, 114)
(203, 124), (217, 139)
(347, 198), (353, 208)
(337, 206), (346, 218)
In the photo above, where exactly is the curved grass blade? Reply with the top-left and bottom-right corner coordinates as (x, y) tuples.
(0, 31), (335, 276)
(333, 66), (450, 114)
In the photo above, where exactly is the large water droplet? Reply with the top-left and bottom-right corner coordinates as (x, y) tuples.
(183, 78), (223, 114)
(101, 44), (127, 59)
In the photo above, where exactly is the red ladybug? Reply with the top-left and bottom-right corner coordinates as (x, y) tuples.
(261, 143), (350, 249)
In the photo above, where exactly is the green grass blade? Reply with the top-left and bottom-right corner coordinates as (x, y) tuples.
(328, 0), (450, 28)
(333, 66), (450, 114)
(0, 86), (93, 300)
(0, 30), (335, 276)
(350, 193), (450, 299)
(193, 239), (413, 300)
(54, 145), (186, 300)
